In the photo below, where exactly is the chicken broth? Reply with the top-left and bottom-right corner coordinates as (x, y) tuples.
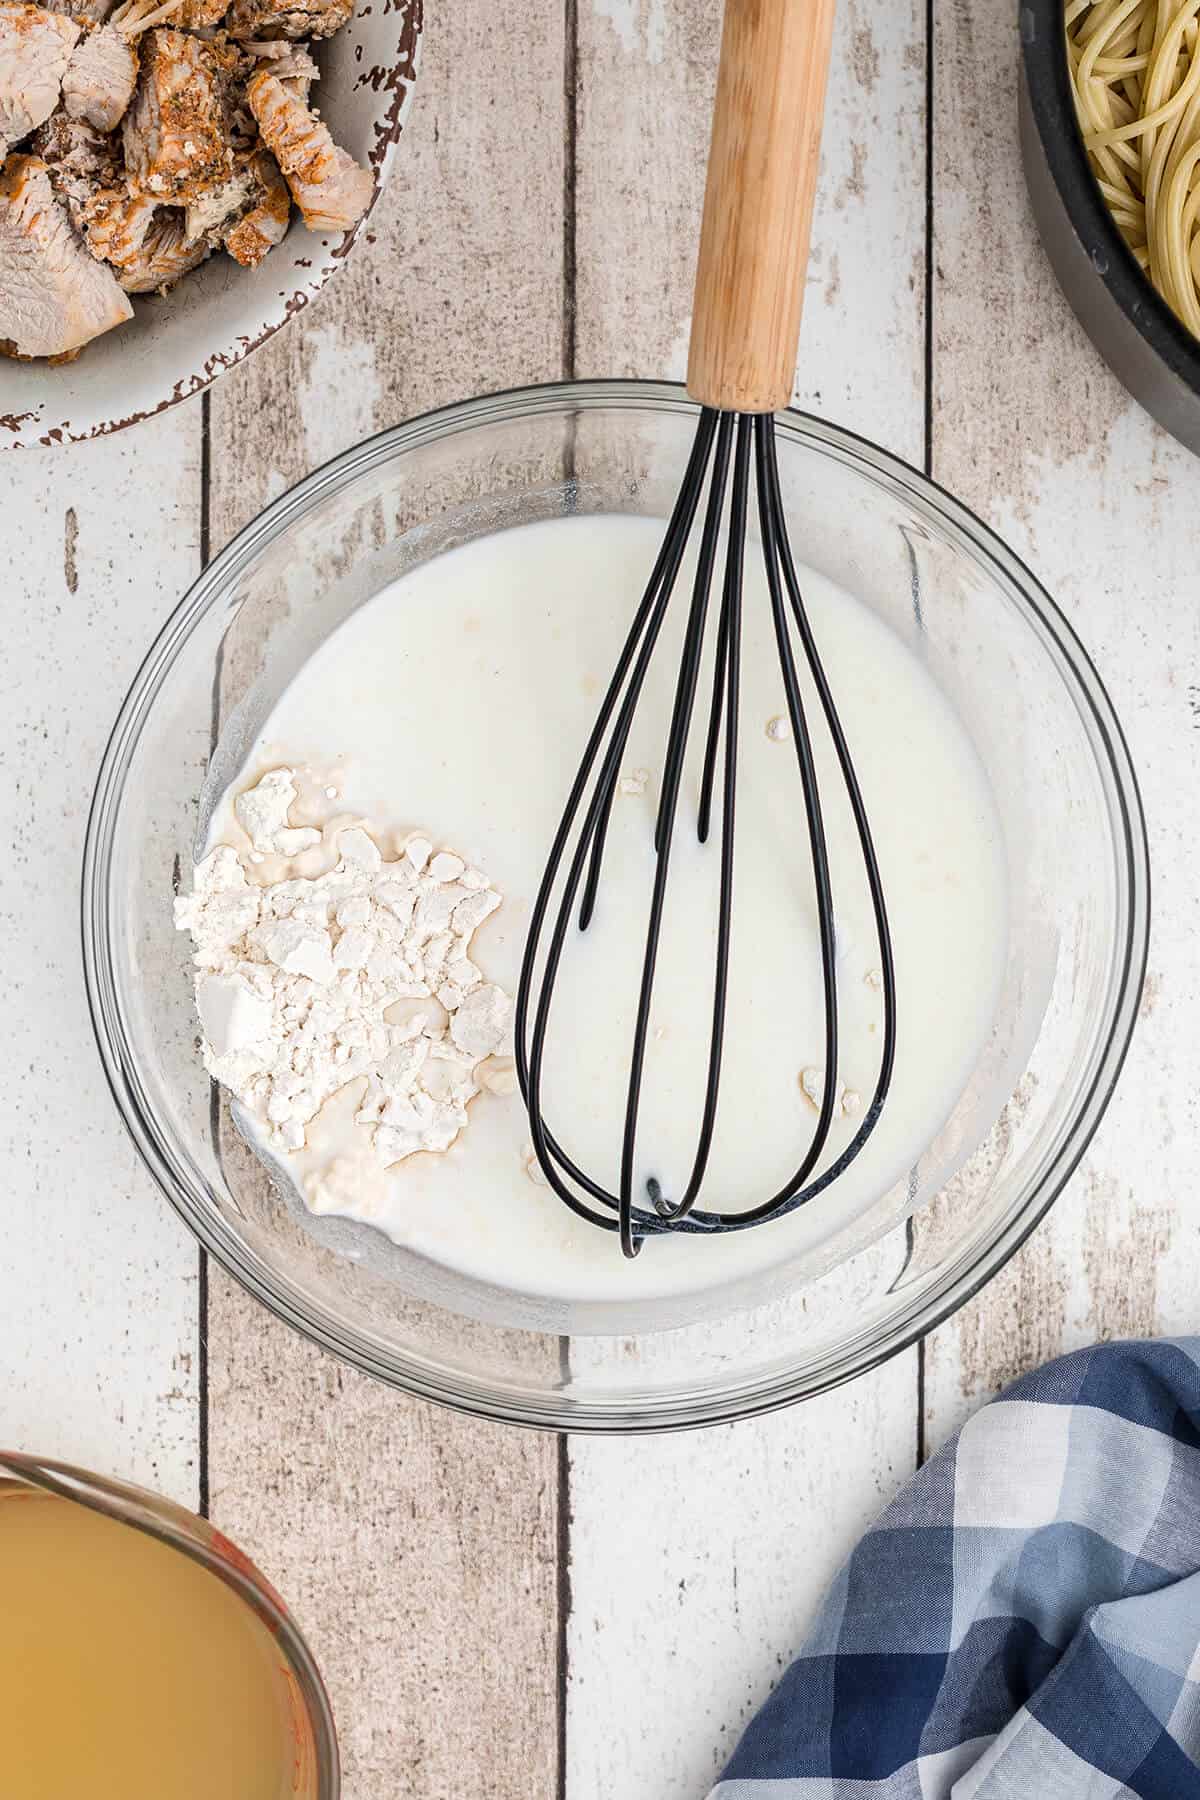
(0, 1485), (300, 1800)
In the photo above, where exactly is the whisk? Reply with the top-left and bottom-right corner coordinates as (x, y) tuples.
(515, 0), (897, 1257)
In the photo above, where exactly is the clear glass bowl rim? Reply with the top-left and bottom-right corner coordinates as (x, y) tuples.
(81, 378), (1151, 1433)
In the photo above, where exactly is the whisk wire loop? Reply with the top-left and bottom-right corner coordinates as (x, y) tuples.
(514, 411), (720, 1240)
(578, 412), (721, 931)
(764, 423), (899, 1146)
(696, 419), (750, 845)
(650, 413), (752, 1234)
(515, 406), (898, 1256)
(753, 415), (842, 1192)
(617, 412), (736, 1252)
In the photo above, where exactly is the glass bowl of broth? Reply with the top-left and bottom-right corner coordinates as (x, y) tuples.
(0, 1451), (338, 1799)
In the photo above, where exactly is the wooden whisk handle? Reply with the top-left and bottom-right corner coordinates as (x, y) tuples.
(687, 0), (837, 415)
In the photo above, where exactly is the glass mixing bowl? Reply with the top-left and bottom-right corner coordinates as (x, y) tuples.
(82, 381), (1148, 1430)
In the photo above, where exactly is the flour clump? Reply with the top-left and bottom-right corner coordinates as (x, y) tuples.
(175, 767), (512, 1177)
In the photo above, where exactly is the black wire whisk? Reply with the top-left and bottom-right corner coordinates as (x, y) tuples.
(515, 0), (898, 1256)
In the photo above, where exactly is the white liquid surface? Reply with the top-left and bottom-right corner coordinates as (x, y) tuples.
(210, 513), (1008, 1305)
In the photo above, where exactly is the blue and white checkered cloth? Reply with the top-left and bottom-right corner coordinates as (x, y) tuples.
(711, 1339), (1200, 1797)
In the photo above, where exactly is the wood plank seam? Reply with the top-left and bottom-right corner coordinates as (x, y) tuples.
(199, 383), (214, 1523)
(556, 0), (579, 1781)
(563, 0), (579, 382)
(556, 1430), (571, 1800)
(917, 0), (934, 1472)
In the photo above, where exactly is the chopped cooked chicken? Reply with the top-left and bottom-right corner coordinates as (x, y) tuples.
(122, 25), (230, 197)
(182, 153), (248, 237)
(242, 33), (298, 55)
(0, 4), (79, 149)
(203, 29), (255, 116)
(0, 151), (130, 352)
(221, 140), (284, 263)
(82, 178), (204, 287)
(117, 205), (204, 286)
(51, 0), (118, 22)
(173, 0), (226, 21)
(246, 67), (367, 231)
(80, 178), (153, 260)
(7, 0), (366, 359)
(247, 37), (315, 90)
(107, 0), (178, 30)
(110, 0), (227, 26)
(62, 22), (136, 128)
(226, 0), (346, 39)
(32, 105), (117, 222)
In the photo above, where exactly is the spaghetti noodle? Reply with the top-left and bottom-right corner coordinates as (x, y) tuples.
(1067, 0), (1200, 331)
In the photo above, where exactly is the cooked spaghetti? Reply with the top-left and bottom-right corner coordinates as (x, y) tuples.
(1067, 0), (1200, 331)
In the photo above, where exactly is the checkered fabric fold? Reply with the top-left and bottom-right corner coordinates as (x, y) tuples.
(710, 1339), (1200, 1798)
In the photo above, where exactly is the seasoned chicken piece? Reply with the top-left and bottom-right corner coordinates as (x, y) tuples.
(106, 0), (178, 29)
(117, 206), (204, 288)
(243, 34), (303, 56)
(247, 37), (316, 92)
(183, 156), (250, 239)
(0, 152), (130, 354)
(103, 0), (235, 52)
(0, 4), (79, 149)
(222, 142), (286, 264)
(82, 179), (205, 288)
(246, 69), (369, 232)
(52, 0), (118, 23)
(109, 0), (225, 27)
(122, 26), (230, 199)
(32, 106), (118, 223)
(227, 0), (347, 40)
(203, 29), (257, 124)
(63, 22), (136, 129)
(276, 41), (318, 77)
(80, 179), (154, 263)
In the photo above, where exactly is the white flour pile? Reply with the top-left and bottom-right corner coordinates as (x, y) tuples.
(175, 767), (513, 1189)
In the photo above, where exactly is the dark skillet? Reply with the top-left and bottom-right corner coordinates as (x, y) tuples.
(1021, 0), (1200, 452)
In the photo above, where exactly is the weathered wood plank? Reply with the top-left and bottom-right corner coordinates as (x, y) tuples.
(0, 418), (202, 1505)
(566, 1369), (915, 1800)
(208, 0), (569, 542)
(203, 2), (568, 1794)
(923, 0), (1195, 1447)
(574, 0), (926, 458)
(206, 1299), (561, 1796)
(566, 0), (927, 1791)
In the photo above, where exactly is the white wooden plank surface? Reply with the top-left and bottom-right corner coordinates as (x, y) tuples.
(566, 1372), (914, 1800)
(0, 416), (202, 1505)
(923, 0), (1199, 1447)
(565, 0), (927, 1792)
(576, 0), (926, 459)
